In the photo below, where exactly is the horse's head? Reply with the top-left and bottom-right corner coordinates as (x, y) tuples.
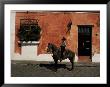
(47, 43), (53, 53)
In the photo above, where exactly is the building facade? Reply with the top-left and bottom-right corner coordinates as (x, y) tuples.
(11, 11), (100, 62)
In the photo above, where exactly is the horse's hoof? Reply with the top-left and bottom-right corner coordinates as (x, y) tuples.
(69, 69), (72, 71)
(54, 69), (57, 72)
(67, 68), (73, 71)
(70, 68), (74, 71)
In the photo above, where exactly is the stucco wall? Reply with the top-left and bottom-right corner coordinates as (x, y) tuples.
(15, 12), (100, 58)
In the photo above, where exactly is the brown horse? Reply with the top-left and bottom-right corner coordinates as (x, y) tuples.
(47, 43), (75, 70)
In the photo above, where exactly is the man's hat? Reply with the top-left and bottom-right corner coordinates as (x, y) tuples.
(62, 37), (66, 40)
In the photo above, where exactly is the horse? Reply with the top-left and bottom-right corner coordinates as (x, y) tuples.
(47, 43), (75, 71)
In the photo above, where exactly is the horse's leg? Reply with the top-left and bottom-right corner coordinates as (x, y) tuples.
(54, 59), (58, 72)
(71, 61), (74, 70)
(69, 57), (74, 71)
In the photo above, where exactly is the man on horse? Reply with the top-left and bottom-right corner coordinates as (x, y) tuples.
(60, 37), (66, 62)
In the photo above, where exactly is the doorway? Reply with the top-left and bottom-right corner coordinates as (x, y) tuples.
(78, 25), (93, 61)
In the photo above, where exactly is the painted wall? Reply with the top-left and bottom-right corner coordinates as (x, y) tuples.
(14, 11), (100, 62)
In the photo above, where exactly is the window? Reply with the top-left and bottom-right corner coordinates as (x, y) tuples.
(17, 19), (41, 42)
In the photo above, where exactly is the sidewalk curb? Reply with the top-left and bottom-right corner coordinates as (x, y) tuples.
(11, 60), (100, 67)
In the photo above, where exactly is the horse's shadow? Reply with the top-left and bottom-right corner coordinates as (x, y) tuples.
(39, 63), (71, 72)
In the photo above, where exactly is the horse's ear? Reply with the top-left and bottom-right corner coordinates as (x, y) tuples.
(48, 43), (50, 45)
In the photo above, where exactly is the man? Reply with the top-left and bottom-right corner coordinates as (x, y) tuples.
(60, 37), (66, 62)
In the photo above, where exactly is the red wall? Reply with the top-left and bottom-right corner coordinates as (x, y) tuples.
(15, 12), (100, 56)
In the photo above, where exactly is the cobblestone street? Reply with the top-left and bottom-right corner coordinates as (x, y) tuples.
(11, 61), (100, 77)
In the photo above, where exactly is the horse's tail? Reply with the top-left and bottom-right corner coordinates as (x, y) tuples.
(73, 52), (75, 61)
(65, 49), (75, 70)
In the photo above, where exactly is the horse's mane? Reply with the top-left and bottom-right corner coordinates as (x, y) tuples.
(49, 43), (57, 48)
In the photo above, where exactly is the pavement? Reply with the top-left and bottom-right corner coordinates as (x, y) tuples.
(11, 60), (100, 77)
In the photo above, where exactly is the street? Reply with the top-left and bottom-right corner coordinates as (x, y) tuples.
(11, 61), (100, 77)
